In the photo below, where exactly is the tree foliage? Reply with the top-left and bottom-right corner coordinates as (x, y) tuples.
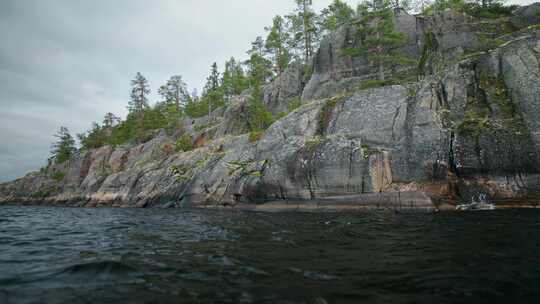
(346, 0), (415, 81)
(320, 0), (355, 32)
(246, 83), (275, 132)
(158, 75), (189, 113)
(51, 126), (76, 164)
(265, 15), (291, 75)
(128, 72), (150, 113)
(287, 0), (321, 64)
(222, 57), (248, 101)
(246, 37), (274, 87)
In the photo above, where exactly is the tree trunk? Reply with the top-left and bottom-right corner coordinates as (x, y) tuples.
(303, 0), (310, 63)
(376, 30), (385, 81)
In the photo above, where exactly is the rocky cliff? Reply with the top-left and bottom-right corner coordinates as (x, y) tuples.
(2, 6), (540, 210)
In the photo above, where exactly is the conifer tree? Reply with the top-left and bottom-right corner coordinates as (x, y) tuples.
(320, 0), (355, 32)
(222, 57), (247, 101)
(249, 36), (266, 57)
(158, 75), (188, 113)
(348, 0), (415, 81)
(51, 126), (76, 164)
(247, 83), (274, 132)
(287, 0), (320, 64)
(128, 72), (150, 113)
(246, 37), (273, 87)
(203, 63), (223, 115)
(102, 112), (120, 128)
(265, 15), (291, 76)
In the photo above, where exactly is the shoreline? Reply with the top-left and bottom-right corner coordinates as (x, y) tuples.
(1, 198), (539, 213)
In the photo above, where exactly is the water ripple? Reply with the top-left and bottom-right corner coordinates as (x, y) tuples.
(0, 206), (539, 303)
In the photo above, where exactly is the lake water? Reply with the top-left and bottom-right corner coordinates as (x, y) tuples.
(0, 206), (539, 304)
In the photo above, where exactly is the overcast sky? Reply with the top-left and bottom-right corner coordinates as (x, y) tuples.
(0, 0), (535, 182)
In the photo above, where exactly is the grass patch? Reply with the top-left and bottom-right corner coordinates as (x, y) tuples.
(51, 171), (65, 182)
(478, 33), (506, 51)
(287, 98), (302, 112)
(455, 111), (492, 136)
(170, 164), (192, 182)
(305, 136), (327, 152)
(418, 31), (437, 75)
(194, 122), (217, 132)
(358, 79), (389, 90)
(528, 24), (540, 31)
(249, 131), (263, 143)
(316, 94), (350, 135)
(226, 159), (269, 177)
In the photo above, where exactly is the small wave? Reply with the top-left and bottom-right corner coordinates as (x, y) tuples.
(50, 261), (142, 285)
(303, 271), (339, 281)
(59, 260), (137, 276)
(288, 267), (339, 281)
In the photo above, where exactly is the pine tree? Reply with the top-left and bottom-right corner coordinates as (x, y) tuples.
(246, 37), (273, 87)
(222, 57), (248, 101)
(247, 83), (274, 132)
(287, 0), (320, 64)
(265, 15), (291, 76)
(320, 0), (355, 32)
(51, 126), (76, 164)
(128, 72), (150, 113)
(158, 75), (188, 113)
(102, 112), (120, 128)
(78, 122), (106, 150)
(349, 0), (415, 81)
(202, 62), (223, 115)
(249, 36), (266, 57)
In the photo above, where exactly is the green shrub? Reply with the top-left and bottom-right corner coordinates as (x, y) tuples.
(424, 1), (516, 20)
(51, 171), (65, 182)
(247, 83), (275, 131)
(275, 112), (288, 120)
(174, 134), (194, 152)
(358, 79), (389, 90)
(317, 94), (351, 135)
(478, 33), (506, 51)
(249, 131), (263, 142)
(359, 144), (380, 159)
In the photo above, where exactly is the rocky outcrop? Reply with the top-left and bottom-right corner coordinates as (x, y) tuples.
(302, 9), (421, 100)
(262, 62), (306, 115)
(2, 6), (540, 210)
(510, 3), (540, 29)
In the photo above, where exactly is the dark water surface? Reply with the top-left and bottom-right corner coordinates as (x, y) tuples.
(1, 206), (539, 304)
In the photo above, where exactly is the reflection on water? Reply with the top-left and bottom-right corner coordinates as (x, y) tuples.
(1, 206), (540, 303)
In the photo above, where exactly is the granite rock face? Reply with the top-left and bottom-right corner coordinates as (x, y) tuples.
(2, 7), (540, 209)
(302, 9), (421, 101)
(510, 3), (540, 29)
(262, 62), (306, 115)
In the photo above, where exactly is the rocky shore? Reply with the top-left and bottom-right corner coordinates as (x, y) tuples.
(2, 5), (540, 211)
